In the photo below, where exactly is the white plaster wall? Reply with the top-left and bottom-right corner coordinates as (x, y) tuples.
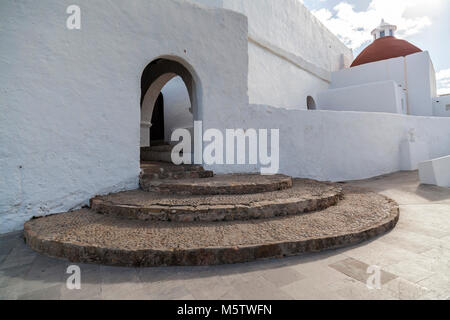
(194, 0), (224, 6)
(330, 57), (406, 89)
(406, 52), (434, 116)
(162, 77), (194, 140)
(206, 106), (450, 182)
(433, 95), (450, 117)
(419, 156), (450, 187)
(429, 60), (437, 98)
(0, 0), (249, 233)
(317, 80), (406, 114)
(248, 42), (329, 109)
(220, 0), (353, 72)
(192, 0), (352, 109)
(330, 52), (436, 117)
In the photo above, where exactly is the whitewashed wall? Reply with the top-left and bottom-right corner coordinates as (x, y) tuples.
(330, 57), (406, 89)
(328, 52), (436, 116)
(0, 0), (248, 233)
(317, 80), (406, 114)
(193, 0), (353, 109)
(221, 0), (353, 71)
(207, 106), (450, 182)
(405, 52), (435, 116)
(248, 42), (329, 109)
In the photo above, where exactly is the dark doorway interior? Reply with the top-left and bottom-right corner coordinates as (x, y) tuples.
(150, 93), (165, 146)
(307, 96), (317, 110)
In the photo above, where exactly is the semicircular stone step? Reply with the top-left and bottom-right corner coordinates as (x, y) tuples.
(140, 174), (293, 195)
(91, 179), (343, 222)
(24, 186), (399, 267)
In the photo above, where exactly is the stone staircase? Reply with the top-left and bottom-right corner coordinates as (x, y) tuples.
(24, 157), (399, 267)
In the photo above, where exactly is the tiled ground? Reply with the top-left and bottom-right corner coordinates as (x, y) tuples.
(0, 171), (449, 300)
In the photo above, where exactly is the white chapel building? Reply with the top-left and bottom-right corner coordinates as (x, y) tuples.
(1, 0), (449, 233)
(317, 19), (449, 117)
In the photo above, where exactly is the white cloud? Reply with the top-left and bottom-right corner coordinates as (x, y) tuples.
(437, 69), (450, 80)
(311, 0), (437, 50)
(437, 68), (450, 96)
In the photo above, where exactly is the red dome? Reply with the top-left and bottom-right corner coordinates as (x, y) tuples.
(351, 36), (422, 67)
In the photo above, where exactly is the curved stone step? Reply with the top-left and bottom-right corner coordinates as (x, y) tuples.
(24, 186), (399, 267)
(91, 179), (342, 222)
(140, 161), (214, 180)
(140, 174), (293, 195)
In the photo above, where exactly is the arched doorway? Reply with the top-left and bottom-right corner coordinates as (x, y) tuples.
(140, 57), (199, 155)
(307, 96), (316, 110)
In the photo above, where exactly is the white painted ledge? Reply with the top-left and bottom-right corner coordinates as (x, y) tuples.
(419, 155), (450, 187)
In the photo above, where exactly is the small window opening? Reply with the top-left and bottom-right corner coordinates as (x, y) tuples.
(307, 96), (316, 110)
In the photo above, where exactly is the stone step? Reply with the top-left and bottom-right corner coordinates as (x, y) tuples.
(24, 186), (399, 267)
(144, 145), (174, 152)
(141, 145), (193, 164)
(140, 161), (214, 180)
(149, 140), (167, 147)
(141, 149), (176, 163)
(91, 179), (343, 222)
(140, 174), (293, 195)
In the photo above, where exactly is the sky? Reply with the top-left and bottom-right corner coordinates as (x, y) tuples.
(302, 0), (450, 95)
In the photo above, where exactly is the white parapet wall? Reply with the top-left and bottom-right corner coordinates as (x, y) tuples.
(317, 80), (406, 114)
(328, 52), (436, 116)
(205, 105), (450, 182)
(330, 56), (406, 89)
(419, 156), (450, 187)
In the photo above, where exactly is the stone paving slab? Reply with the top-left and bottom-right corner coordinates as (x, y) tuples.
(329, 257), (397, 285)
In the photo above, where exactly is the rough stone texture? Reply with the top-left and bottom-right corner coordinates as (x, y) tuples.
(91, 179), (342, 222)
(141, 148), (178, 163)
(140, 161), (214, 181)
(140, 174), (293, 195)
(24, 186), (399, 267)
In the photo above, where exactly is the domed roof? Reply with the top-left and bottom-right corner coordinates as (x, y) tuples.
(351, 36), (422, 67)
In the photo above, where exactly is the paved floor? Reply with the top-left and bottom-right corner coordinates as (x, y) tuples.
(0, 171), (449, 300)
